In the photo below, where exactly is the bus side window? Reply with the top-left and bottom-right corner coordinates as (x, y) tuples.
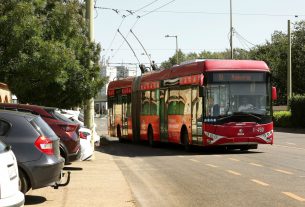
(141, 91), (150, 115)
(151, 90), (159, 115)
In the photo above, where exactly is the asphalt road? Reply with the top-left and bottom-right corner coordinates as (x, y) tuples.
(24, 117), (305, 207)
(100, 130), (305, 207)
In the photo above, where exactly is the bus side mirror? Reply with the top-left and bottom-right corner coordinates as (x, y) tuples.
(272, 86), (277, 101)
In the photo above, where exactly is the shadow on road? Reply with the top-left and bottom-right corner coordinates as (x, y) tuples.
(63, 166), (83, 171)
(25, 195), (46, 205)
(95, 137), (263, 158)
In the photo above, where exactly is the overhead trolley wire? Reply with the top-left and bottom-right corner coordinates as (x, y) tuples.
(97, 7), (304, 18)
(110, 0), (176, 61)
(139, 0), (176, 18)
(234, 30), (257, 48)
(104, 17), (126, 58)
(100, 0), (163, 61)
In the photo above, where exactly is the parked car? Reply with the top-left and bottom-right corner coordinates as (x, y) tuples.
(0, 140), (24, 206)
(79, 127), (94, 161)
(0, 110), (65, 194)
(59, 109), (100, 146)
(0, 104), (81, 164)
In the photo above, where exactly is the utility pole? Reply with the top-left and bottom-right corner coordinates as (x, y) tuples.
(287, 19), (292, 104)
(230, 0), (233, 59)
(85, 0), (95, 150)
(165, 34), (179, 64)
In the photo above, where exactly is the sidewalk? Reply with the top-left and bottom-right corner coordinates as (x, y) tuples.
(25, 117), (136, 207)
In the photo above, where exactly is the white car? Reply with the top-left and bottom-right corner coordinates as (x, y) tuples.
(59, 109), (100, 145)
(79, 127), (94, 161)
(0, 140), (24, 207)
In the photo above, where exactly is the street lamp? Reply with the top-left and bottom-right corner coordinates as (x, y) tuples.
(165, 34), (179, 64)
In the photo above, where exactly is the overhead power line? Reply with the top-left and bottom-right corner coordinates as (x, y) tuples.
(140, 0), (176, 18)
(95, 7), (304, 17)
(109, 0), (177, 62)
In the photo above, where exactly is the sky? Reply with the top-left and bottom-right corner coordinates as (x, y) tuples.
(94, 0), (305, 71)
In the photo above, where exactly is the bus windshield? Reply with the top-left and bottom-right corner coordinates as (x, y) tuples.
(205, 72), (271, 117)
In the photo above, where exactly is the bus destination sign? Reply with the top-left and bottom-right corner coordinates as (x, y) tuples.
(213, 72), (265, 82)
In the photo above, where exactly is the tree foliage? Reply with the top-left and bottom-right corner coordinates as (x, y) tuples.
(160, 48), (250, 69)
(0, 0), (106, 108)
(249, 31), (288, 105)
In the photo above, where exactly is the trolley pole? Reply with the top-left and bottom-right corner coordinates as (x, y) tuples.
(85, 0), (95, 151)
(230, 0), (234, 59)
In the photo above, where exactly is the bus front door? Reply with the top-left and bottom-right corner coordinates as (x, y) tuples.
(191, 86), (203, 145)
(160, 89), (168, 141)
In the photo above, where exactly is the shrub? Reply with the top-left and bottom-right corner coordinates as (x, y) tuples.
(273, 111), (292, 127)
(289, 95), (305, 127)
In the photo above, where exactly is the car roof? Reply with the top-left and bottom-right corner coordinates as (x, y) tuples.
(0, 109), (37, 119)
(0, 103), (56, 116)
(0, 103), (50, 109)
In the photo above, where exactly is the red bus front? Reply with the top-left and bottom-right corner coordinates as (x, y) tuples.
(202, 71), (273, 150)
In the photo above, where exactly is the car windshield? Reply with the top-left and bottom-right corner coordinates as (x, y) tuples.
(46, 109), (75, 124)
(0, 140), (7, 153)
(205, 72), (271, 117)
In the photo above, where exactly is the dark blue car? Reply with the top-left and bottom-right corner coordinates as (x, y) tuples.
(0, 110), (65, 194)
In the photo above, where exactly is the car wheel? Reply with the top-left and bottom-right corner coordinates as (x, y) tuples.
(19, 170), (29, 194)
(60, 145), (69, 165)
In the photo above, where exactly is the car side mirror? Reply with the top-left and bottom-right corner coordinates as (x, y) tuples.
(272, 86), (277, 101)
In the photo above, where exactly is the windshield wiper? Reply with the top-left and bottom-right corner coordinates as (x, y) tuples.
(232, 112), (262, 120)
(217, 112), (262, 122)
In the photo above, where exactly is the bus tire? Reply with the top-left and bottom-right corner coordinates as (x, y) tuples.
(181, 128), (192, 152)
(148, 126), (156, 147)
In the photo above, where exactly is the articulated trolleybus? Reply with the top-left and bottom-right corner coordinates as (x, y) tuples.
(107, 59), (277, 151)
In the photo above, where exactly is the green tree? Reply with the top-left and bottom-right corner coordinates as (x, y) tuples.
(0, 0), (106, 108)
(161, 48), (250, 69)
(249, 31), (288, 105)
(291, 21), (305, 95)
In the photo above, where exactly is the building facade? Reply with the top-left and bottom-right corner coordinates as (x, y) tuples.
(94, 65), (136, 115)
(0, 83), (12, 103)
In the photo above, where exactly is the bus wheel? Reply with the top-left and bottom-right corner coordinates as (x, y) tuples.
(148, 126), (156, 147)
(182, 129), (192, 152)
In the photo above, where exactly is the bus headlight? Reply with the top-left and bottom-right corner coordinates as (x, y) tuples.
(204, 131), (224, 143)
(257, 130), (273, 141)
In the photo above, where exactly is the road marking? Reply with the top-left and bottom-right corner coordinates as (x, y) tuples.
(274, 169), (293, 175)
(189, 159), (200, 163)
(274, 144), (305, 150)
(249, 162), (263, 167)
(206, 164), (218, 168)
(178, 155), (185, 158)
(282, 192), (305, 202)
(213, 155), (222, 157)
(251, 179), (269, 186)
(286, 142), (297, 146)
(227, 170), (241, 176)
(228, 158), (240, 162)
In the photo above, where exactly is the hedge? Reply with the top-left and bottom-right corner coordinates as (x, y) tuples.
(273, 111), (292, 128)
(289, 95), (305, 127)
